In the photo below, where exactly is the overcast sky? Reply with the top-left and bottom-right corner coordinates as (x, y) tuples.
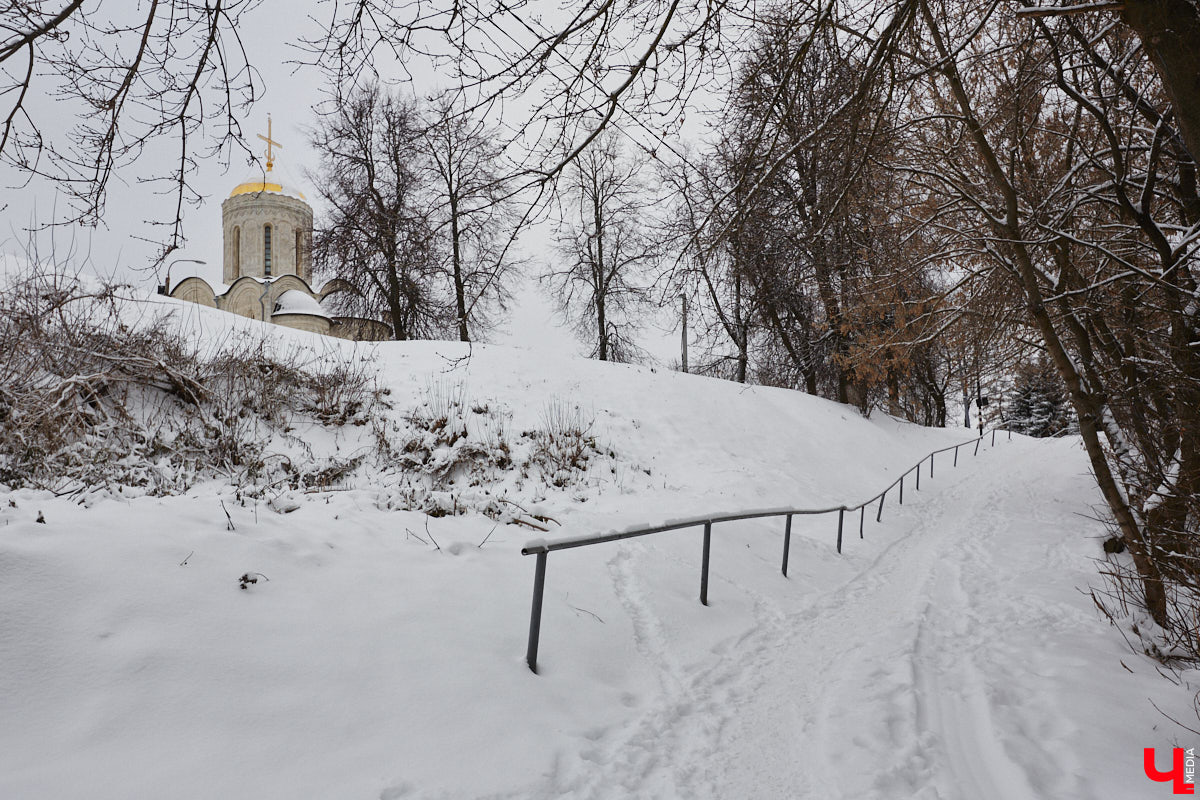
(0, 2), (682, 365)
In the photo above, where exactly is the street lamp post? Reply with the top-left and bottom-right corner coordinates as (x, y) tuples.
(160, 258), (206, 294)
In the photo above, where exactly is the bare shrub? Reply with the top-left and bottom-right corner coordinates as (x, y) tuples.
(383, 380), (515, 516)
(378, 386), (624, 519)
(1095, 507), (1200, 665)
(0, 264), (386, 496)
(0, 263), (641, 525)
(530, 399), (603, 487)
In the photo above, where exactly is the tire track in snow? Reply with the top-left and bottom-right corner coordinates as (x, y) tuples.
(909, 472), (1084, 800)
(552, 456), (984, 799)
(912, 559), (1041, 800)
(547, 440), (1089, 799)
(795, 448), (1083, 799)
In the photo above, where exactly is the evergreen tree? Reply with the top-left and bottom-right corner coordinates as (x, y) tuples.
(1008, 360), (1075, 438)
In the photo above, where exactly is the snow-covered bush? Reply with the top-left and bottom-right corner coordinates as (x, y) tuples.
(382, 379), (515, 515)
(530, 398), (606, 487)
(375, 384), (631, 522)
(0, 264), (642, 525)
(0, 267), (386, 495)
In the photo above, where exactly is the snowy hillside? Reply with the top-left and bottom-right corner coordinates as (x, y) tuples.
(0, 294), (1195, 799)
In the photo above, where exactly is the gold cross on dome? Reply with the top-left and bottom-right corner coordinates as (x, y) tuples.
(257, 115), (283, 171)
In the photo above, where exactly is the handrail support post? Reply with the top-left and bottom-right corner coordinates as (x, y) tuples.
(836, 508), (845, 553)
(700, 521), (712, 606)
(526, 551), (548, 674)
(781, 514), (793, 577)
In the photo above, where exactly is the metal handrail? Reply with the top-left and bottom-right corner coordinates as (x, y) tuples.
(520, 424), (1013, 673)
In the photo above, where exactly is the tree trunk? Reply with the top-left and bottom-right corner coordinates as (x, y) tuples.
(593, 187), (608, 361)
(450, 194), (469, 342)
(812, 241), (848, 402)
(887, 369), (902, 416)
(736, 330), (748, 383)
(596, 290), (608, 361)
(734, 274), (747, 382)
(1122, 1), (1200, 163)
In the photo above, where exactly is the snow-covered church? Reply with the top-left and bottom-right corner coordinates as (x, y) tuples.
(167, 122), (391, 341)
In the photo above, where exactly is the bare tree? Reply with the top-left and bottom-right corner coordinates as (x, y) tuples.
(677, 15), (930, 404)
(309, 83), (446, 340)
(1, 1), (261, 264)
(658, 153), (757, 382)
(546, 133), (656, 362)
(421, 98), (522, 342)
(1016, 1), (1200, 165)
(305, 0), (744, 186)
(888, 0), (1200, 640)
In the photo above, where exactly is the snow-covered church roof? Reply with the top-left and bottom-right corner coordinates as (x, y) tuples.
(272, 289), (330, 318)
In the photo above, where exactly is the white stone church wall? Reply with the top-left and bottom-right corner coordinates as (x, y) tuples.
(221, 194), (313, 283)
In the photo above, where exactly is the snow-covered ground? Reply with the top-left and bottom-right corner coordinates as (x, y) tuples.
(0, 297), (1195, 798)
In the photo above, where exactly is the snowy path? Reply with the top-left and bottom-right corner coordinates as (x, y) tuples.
(531, 438), (1143, 800)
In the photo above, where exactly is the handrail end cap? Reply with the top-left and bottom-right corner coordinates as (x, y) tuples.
(522, 539), (549, 556)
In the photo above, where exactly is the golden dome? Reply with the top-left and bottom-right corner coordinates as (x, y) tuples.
(227, 175), (306, 201)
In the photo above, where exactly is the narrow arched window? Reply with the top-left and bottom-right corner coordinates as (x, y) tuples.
(263, 224), (273, 276)
(232, 226), (241, 278)
(295, 229), (303, 273)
